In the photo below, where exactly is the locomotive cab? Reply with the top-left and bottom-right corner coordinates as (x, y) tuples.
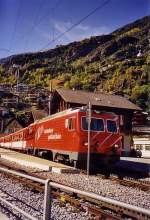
(76, 110), (122, 169)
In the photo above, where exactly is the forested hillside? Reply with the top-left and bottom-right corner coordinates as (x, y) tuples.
(0, 16), (150, 110)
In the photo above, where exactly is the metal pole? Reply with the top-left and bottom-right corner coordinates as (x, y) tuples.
(50, 182), (150, 217)
(43, 179), (51, 220)
(87, 101), (91, 177)
(49, 80), (52, 115)
(0, 167), (46, 184)
(17, 68), (19, 93)
(48, 94), (51, 115)
(0, 197), (37, 220)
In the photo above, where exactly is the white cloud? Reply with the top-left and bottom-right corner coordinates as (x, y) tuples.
(34, 20), (111, 50)
(54, 20), (110, 43)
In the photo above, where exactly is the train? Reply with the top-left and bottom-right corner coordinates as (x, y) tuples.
(0, 108), (122, 170)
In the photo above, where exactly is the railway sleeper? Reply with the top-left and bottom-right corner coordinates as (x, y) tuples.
(78, 195), (150, 220)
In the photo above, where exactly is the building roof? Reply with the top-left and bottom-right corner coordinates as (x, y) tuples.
(32, 108), (48, 121)
(4, 118), (23, 133)
(56, 88), (141, 111)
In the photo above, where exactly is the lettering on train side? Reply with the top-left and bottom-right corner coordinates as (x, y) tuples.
(44, 128), (53, 134)
(48, 134), (62, 140)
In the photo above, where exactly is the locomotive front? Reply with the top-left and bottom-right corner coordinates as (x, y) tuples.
(77, 110), (122, 169)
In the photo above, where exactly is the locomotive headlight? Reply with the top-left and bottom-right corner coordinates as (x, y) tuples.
(83, 142), (88, 146)
(114, 144), (119, 148)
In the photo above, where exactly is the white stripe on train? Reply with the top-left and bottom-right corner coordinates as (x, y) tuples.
(0, 141), (26, 149)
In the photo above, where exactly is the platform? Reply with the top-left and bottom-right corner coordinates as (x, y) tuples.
(0, 212), (9, 220)
(121, 157), (150, 164)
(116, 157), (150, 175)
(0, 148), (78, 174)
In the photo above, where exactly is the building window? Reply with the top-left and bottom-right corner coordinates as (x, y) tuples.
(136, 145), (143, 150)
(145, 145), (150, 151)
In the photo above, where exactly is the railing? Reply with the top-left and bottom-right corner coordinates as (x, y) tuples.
(0, 167), (150, 220)
(0, 167), (51, 220)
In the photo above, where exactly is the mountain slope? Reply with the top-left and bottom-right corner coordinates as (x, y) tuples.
(0, 16), (150, 110)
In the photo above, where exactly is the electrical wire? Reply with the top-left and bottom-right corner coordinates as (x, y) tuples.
(24, 0), (45, 49)
(0, 48), (12, 52)
(15, 0), (62, 44)
(9, 0), (22, 51)
(40, 0), (112, 51)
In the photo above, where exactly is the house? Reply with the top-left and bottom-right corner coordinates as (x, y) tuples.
(4, 119), (23, 134)
(50, 88), (141, 154)
(0, 107), (10, 133)
(13, 83), (29, 93)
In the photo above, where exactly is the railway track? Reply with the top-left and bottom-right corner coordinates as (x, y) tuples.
(1, 158), (150, 192)
(97, 173), (150, 192)
(0, 160), (150, 219)
(0, 162), (119, 219)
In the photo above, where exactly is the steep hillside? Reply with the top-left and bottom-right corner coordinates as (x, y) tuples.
(0, 16), (150, 110)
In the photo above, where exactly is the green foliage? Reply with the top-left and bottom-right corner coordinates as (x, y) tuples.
(123, 27), (141, 37)
(131, 85), (150, 109)
(0, 16), (149, 109)
(71, 57), (86, 69)
(0, 65), (4, 74)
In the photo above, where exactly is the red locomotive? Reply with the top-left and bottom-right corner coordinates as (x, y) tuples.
(0, 108), (122, 169)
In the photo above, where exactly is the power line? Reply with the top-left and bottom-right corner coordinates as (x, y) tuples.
(0, 48), (12, 52)
(24, 0), (45, 49)
(0, 0), (62, 58)
(15, 0), (62, 44)
(40, 0), (112, 51)
(9, 0), (22, 51)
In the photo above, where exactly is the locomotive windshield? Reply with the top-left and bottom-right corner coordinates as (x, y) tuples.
(82, 117), (104, 131)
(107, 120), (117, 133)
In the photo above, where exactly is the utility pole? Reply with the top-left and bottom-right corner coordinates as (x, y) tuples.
(17, 68), (19, 93)
(48, 94), (52, 115)
(13, 64), (20, 93)
(87, 101), (91, 177)
(48, 80), (52, 115)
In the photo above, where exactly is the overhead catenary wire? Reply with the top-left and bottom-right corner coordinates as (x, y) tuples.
(1, 0), (111, 58)
(40, 0), (112, 51)
(0, 0), (62, 58)
(0, 48), (12, 52)
(0, 48), (14, 58)
(9, 0), (22, 52)
(24, 0), (46, 49)
(15, 0), (63, 44)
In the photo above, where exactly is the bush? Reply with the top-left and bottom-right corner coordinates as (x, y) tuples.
(131, 85), (150, 109)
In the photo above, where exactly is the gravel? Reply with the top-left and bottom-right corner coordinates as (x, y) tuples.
(38, 172), (150, 210)
(0, 173), (92, 220)
(0, 158), (149, 219)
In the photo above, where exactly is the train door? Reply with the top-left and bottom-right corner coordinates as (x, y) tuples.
(65, 116), (77, 151)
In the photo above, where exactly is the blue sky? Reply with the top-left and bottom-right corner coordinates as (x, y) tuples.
(0, 0), (149, 59)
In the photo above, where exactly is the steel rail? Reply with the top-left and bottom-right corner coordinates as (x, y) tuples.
(0, 196), (37, 220)
(50, 182), (150, 217)
(0, 167), (49, 220)
(0, 167), (46, 184)
(0, 166), (150, 219)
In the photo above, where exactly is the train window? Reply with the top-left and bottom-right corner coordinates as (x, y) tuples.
(82, 117), (104, 131)
(107, 120), (117, 133)
(145, 145), (150, 151)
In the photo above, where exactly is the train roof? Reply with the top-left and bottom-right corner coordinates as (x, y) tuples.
(31, 108), (117, 125)
(32, 108), (83, 125)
